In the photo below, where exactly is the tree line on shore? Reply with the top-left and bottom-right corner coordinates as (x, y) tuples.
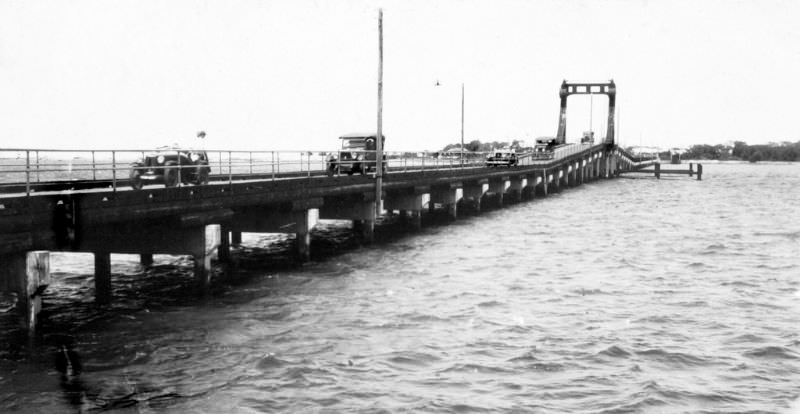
(441, 140), (532, 152)
(678, 141), (800, 162)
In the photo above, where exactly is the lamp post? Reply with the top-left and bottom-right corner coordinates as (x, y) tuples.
(436, 81), (465, 167)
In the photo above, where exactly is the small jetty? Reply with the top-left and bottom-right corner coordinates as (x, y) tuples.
(624, 162), (703, 180)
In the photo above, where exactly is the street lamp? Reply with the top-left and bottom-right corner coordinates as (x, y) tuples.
(436, 81), (465, 167)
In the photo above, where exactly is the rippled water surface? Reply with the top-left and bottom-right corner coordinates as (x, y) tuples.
(2, 163), (800, 413)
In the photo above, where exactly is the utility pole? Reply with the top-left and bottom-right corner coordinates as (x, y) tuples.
(375, 9), (384, 214)
(460, 83), (465, 167)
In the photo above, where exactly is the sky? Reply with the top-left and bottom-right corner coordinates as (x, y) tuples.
(1, 0), (799, 152)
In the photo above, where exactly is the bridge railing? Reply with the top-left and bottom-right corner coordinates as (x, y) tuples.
(0, 148), (497, 194)
(0, 144), (606, 195)
(616, 146), (659, 168)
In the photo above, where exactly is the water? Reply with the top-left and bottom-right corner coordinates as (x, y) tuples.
(2, 163), (800, 413)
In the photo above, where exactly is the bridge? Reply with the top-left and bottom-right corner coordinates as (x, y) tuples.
(0, 80), (658, 332)
(0, 143), (654, 331)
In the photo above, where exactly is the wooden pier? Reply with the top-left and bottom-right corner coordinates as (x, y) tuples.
(624, 162), (703, 180)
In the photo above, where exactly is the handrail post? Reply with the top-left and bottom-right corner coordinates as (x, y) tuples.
(176, 150), (181, 186)
(277, 152), (280, 174)
(271, 151), (275, 180)
(308, 152), (311, 177)
(25, 150), (30, 196)
(249, 152), (253, 175)
(112, 151), (117, 191)
(35, 151), (40, 182)
(92, 151), (97, 180)
(219, 152), (223, 175)
(228, 151), (233, 184)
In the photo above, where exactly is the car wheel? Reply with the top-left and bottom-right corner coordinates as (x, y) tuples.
(163, 161), (179, 187)
(129, 165), (143, 190)
(327, 163), (336, 177)
(195, 164), (210, 185)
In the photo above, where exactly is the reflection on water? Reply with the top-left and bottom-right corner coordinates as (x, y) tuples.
(2, 163), (800, 413)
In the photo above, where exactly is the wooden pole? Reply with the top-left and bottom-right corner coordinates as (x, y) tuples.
(654, 162), (661, 179)
(375, 9), (384, 215)
(697, 163), (703, 180)
(94, 252), (111, 304)
(24, 251), (49, 334)
(461, 83), (465, 167)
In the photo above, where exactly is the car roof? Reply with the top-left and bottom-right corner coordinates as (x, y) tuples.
(150, 146), (205, 152)
(339, 132), (385, 139)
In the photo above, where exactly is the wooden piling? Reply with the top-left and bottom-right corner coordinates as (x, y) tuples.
(447, 202), (457, 220)
(94, 252), (111, 304)
(294, 210), (311, 262)
(535, 172), (548, 197)
(17, 251), (50, 333)
(218, 227), (230, 263)
(140, 254), (153, 267)
(655, 163), (661, 179)
(353, 219), (374, 243)
(410, 211), (422, 231)
(697, 163), (703, 180)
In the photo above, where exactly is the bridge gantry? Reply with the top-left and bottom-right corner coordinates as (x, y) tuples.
(555, 80), (617, 146)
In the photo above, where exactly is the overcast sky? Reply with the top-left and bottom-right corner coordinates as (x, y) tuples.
(2, 0), (799, 151)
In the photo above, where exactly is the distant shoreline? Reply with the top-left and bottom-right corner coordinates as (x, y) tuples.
(679, 159), (798, 165)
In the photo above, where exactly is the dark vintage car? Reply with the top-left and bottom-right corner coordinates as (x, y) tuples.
(129, 147), (211, 190)
(327, 133), (386, 176)
(485, 150), (518, 167)
(532, 137), (559, 160)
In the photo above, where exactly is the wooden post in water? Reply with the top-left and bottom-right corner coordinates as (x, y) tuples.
(689, 163), (694, 177)
(94, 252), (112, 304)
(22, 252), (49, 334)
(294, 210), (311, 262)
(654, 162), (661, 179)
(218, 226), (230, 263)
(697, 163), (703, 180)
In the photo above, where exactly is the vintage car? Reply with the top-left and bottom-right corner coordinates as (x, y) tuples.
(485, 149), (518, 167)
(532, 137), (559, 160)
(327, 133), (386, 176)
(129, 147), (211, 190)
(581, 131), (595, 144)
